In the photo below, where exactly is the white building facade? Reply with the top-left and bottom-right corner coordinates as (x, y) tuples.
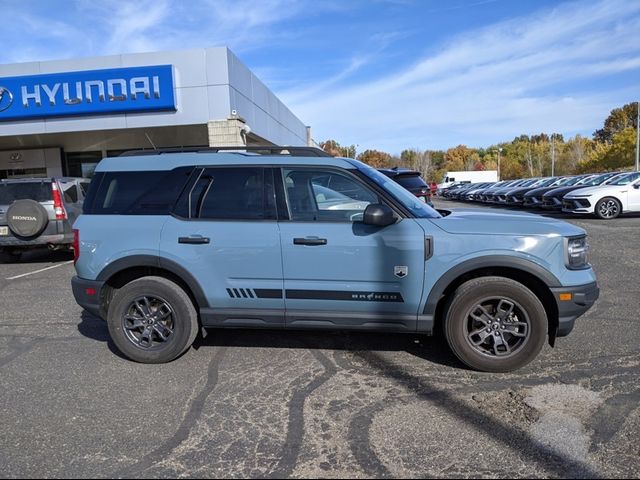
(0, 47), (310, 178)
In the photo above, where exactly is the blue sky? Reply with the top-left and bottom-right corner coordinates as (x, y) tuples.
(1, 0), (639, 154)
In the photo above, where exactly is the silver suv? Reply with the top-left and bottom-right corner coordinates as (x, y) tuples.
(0, 177), (89, 261)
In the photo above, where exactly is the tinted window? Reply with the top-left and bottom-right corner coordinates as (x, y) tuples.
(63, 184), (78, 203)
(195, 167), (274, 220)
(394, 174), (427, 189)
(611, 172), (640, 185)
(0, 182), (52, 204)
(84, 167), (193, 215)
(284, 168), (378, 222)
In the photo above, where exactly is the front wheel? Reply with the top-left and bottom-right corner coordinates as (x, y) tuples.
(444, 276), (547, 372)
(107, 276), (199, 363)
(595, 197), (621, 219)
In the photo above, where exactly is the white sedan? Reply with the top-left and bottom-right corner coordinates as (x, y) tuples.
(563, 172), (640, 219)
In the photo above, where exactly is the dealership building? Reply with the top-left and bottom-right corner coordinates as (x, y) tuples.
(0, 47), (311, 179)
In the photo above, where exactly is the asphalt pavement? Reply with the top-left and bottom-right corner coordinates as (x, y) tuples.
(0, 202), (638, 478)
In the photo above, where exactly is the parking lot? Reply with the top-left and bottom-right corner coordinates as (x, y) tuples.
(1, 201), (639, 479)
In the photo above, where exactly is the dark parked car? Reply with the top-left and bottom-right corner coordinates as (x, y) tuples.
(379, 168), (433, 205)
(541, 172), (622, 210)
(0, 177), (89, 261)
(504, 177), (558, 206)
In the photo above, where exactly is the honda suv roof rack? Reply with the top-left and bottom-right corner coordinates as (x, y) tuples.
(118, 145), (332, 158)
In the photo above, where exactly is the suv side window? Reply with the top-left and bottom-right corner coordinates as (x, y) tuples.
(283, 168), (378, 222)
(190, 167), (275, 221)
(85, 167), (193, 215)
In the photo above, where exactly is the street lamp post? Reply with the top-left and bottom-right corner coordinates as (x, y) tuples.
(497, 147), (502, 181)
(636, 101), (639, 172)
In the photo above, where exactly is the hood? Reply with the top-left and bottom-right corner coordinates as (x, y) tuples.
(544, 185), (585, 197)
(429, 208), (585, 237)
(523, 186), (561, 197)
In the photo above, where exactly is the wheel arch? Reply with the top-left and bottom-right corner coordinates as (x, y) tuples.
(426, 257), (560, 343)
(96, 255), (209, 318)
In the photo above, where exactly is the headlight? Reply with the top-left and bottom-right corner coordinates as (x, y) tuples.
(565, 236), (590, 269)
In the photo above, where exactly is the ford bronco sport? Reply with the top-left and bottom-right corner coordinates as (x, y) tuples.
(71, 146), (598, 372)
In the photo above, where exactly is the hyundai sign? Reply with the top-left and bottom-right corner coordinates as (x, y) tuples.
(0, 65), (176, 121)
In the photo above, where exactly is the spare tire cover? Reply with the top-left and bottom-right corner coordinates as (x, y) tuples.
(6, 200), (49, 238)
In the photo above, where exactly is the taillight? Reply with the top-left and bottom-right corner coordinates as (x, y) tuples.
(51, 181), (67, 220)
(73, 229), (80, 264)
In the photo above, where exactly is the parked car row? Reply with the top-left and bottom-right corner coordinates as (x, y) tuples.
(438, 171), (640, 219)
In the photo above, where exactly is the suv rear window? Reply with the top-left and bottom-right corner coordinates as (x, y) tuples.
(0, 182), (52, 204)
(84, 168), (193, 215)
(394, 174), (428, 189)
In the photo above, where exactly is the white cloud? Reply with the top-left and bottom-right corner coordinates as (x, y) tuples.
(282, 0), (640, 153)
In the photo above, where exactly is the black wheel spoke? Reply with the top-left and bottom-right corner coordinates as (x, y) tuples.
(469, 329), (491, 346)
(495, 299), (514, 321)
(153, 323), (173, 341)
(124, 315), (144, 330)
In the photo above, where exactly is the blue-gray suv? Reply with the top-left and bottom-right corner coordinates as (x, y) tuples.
(71, 146), (598, 372)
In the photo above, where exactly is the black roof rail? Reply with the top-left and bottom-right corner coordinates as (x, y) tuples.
(117, 145), (332, 158)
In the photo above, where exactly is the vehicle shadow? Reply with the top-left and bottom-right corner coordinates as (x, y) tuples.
(77, 310), (129, 360)
(194, 328), (466, 370)
(76, 308), (466, 369)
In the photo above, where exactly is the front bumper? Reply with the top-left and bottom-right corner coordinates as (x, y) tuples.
(550, 281), (599, 336)
(71, 276), (105, 320)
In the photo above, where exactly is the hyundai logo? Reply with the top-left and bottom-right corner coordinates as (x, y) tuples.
(0, 86), (14, 112)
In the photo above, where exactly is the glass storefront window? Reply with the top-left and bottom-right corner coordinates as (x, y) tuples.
(65, 151), (102, 178)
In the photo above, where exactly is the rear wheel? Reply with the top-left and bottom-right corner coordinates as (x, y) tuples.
(444, 276), (547, 372)
(595, 197), (621, 219)
(107, 276), (199, 363)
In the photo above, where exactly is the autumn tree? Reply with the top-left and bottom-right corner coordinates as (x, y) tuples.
(443, 145), (479, 172)
(319, 139), (357, 158)
(356, 149), (393, 168)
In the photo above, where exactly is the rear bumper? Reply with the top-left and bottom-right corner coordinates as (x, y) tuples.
(71, 276), (105, 319)
(551, 281), (599, 336)
(0, 233), (69, 248)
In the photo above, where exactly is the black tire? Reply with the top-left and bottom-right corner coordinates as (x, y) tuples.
(107, 276), (199, 363)
(595, 196), (622, 220)
(6, 200), (49, 238)
(444, 276), (547, 373)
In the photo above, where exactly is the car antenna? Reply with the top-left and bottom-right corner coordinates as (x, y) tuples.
(145, 132), (158, 150)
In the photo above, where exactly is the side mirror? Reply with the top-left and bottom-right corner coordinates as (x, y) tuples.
(634, 183), (640, 189)
(363, 204), (396, 227)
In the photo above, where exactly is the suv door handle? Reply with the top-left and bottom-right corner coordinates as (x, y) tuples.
(179, 236), (210, 245)
(293, 237), (327, 246)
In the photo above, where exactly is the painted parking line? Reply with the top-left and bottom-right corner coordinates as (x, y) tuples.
(6, 260), (74, 280)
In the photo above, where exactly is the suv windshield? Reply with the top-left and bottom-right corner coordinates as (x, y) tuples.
(0, 182), (51, 204)
(359, 166), (441, 218)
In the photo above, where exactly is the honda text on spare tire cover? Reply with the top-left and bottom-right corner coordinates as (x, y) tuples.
(71, 146), (599, 372)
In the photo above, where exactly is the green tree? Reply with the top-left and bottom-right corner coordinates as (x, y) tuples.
(593, 103), (639, 144)
(581, 127), (637, 172)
